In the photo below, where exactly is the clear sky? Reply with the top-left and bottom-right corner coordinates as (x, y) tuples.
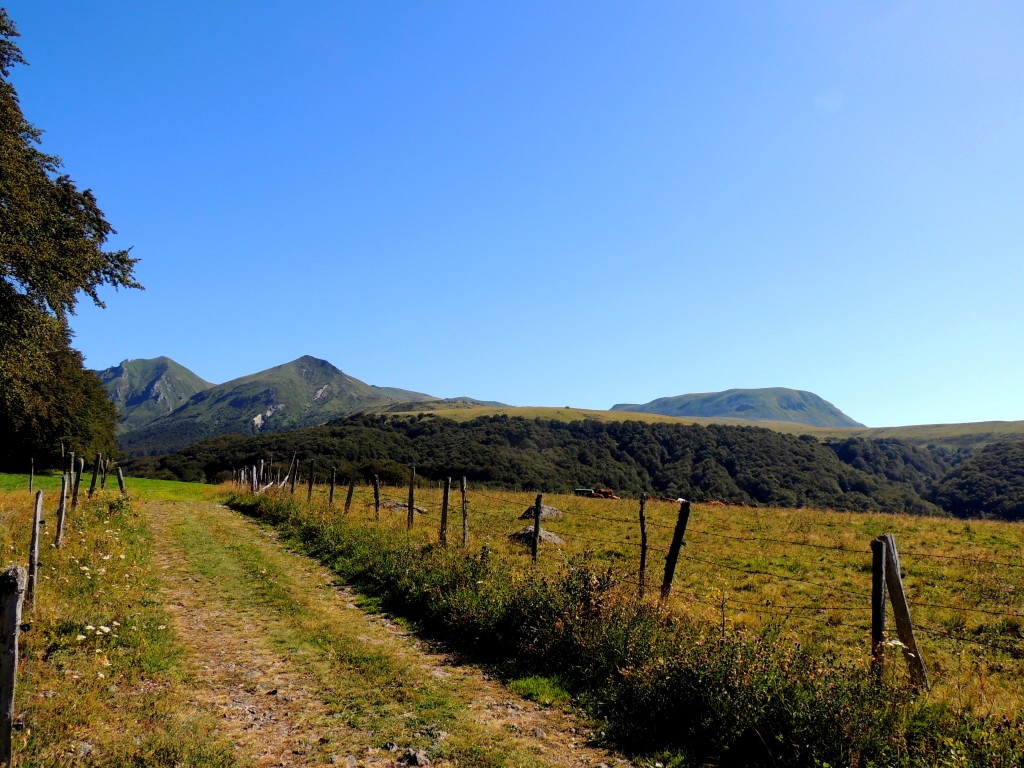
(6, 1), (1023, 428)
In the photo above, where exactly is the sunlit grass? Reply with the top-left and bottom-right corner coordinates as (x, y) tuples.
(0, 482), (236, 766)
(283, 479), (1024, 718)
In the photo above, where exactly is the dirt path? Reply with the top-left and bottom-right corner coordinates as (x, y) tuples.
(145, 500), (634, 768)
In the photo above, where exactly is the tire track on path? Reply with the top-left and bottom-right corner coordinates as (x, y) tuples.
(145, 499), (633, 768)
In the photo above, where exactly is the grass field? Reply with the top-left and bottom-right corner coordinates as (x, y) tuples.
(0, 480), (236, 766)
(296, 480), (1024, 718)
(6, 472), (1024, 765)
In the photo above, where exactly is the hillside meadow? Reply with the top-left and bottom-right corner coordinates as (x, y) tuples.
(285, 480), (1024, 717)
(5, 471), (1024, 765)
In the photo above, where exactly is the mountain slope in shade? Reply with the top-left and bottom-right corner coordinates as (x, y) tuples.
(118, 355), (434, 456)
(611, 387), (864, 428)
(95, 357), (213, 434)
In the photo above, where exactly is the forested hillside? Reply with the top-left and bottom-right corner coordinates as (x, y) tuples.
(125, 414), (979, 516)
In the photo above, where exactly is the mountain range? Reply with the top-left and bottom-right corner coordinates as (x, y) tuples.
(95, 355), (498, 456)
(96, 355), (869, 456)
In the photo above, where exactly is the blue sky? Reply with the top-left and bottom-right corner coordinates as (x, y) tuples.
(6, 1), (1023, 427)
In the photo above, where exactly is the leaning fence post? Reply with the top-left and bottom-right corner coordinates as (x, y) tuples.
(26, 492), (43, 611)
(461, 476), (469, 547)
(638, 493), (649, 598)
(531, 493), (543, 563)
(100, 458), (108, 491)
(1, 565), (28, 768)
(71, 456), (85, 510)
(116, 466), (127, 496)
(55, 474), (69, 548)
(373, 475), (381, 521)
(88, 453), (101, 499)
(871, 536), (887, 679)
(345, 476), (356, 514)
(881, 534), (929, 689)
(439, 478), (451, 547)
(407, 465), (416, 531)
(661, 499), (691, 601)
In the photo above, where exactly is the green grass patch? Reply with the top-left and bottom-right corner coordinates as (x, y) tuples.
(2, 486), (236, 767)
(229, 490), (1024, 768)
(507, 676), (571, 708)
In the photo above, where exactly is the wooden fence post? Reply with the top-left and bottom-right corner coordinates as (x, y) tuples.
(871, 536), (887, 679)
(373, 475), (381, 521)
(531, 493), (543, 563)
(307, 461), (315, 503)
(27, 492), (42, 611)
(68, 451), (75, 489)
(100, 458), (108, 491)
(329, 468), (336, 507)
(460, 476), (468, 548)
(116, 466), (126, 496)
(407, 465), (416, 531)
(55, 474), (69, 548)
(88, 453), (101, 499)
(660, 499), (691, 601)
(1, 565), (27, 768)
(345, 476), (356, 514)
(439, 478), (450, 547)
(638, 493), (649, 598)
(71, 457), (85, 510)
(881, 534), (929, 689)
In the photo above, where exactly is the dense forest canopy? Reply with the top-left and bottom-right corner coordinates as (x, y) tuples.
(0, 10), (140, 468)
(123, 413), (1006, 518)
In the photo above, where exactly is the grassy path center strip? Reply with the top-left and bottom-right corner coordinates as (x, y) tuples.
(145, 499), (632, 768)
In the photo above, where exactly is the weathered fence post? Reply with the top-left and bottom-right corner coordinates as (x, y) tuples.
(407, 465), (416, 531)
(439, 478), (451, 547)
(100, 457), (108, 491)
(871, 536), (887, 679)
(345, 476), (356, 514)
(116, 466), (127, 496)
(27, 492), (42, 611)
(307, 461), (315, 503)
(55, 473), (69, 548)
(88, 453), (101, 499)
(71, 456), (85, 510)
(68, 451), (75, 488)
(660, 499), (691, 601)
(1, 565), (27, 768)
(373, 475), (381, 521)
(460, 476), (469, 548)
(638, 493), (649, 598)
(329, 468), (336, 507)
(531, 493), (543, 563)
(881, 533), (929, 689)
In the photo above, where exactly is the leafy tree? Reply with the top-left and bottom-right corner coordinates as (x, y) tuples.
(0, 9), (140, 468)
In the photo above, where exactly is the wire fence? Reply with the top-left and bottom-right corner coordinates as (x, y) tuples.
(234, 461), (1024, 689)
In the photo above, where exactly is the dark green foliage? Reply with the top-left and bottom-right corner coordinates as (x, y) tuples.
(0, 10), (138, 469)
(932, 442), (1024, 520)
(130, 413), (955, 516)
(232, 493), (1024, 767)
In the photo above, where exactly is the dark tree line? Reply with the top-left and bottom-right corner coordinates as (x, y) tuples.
(124, 413), (997, 517)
